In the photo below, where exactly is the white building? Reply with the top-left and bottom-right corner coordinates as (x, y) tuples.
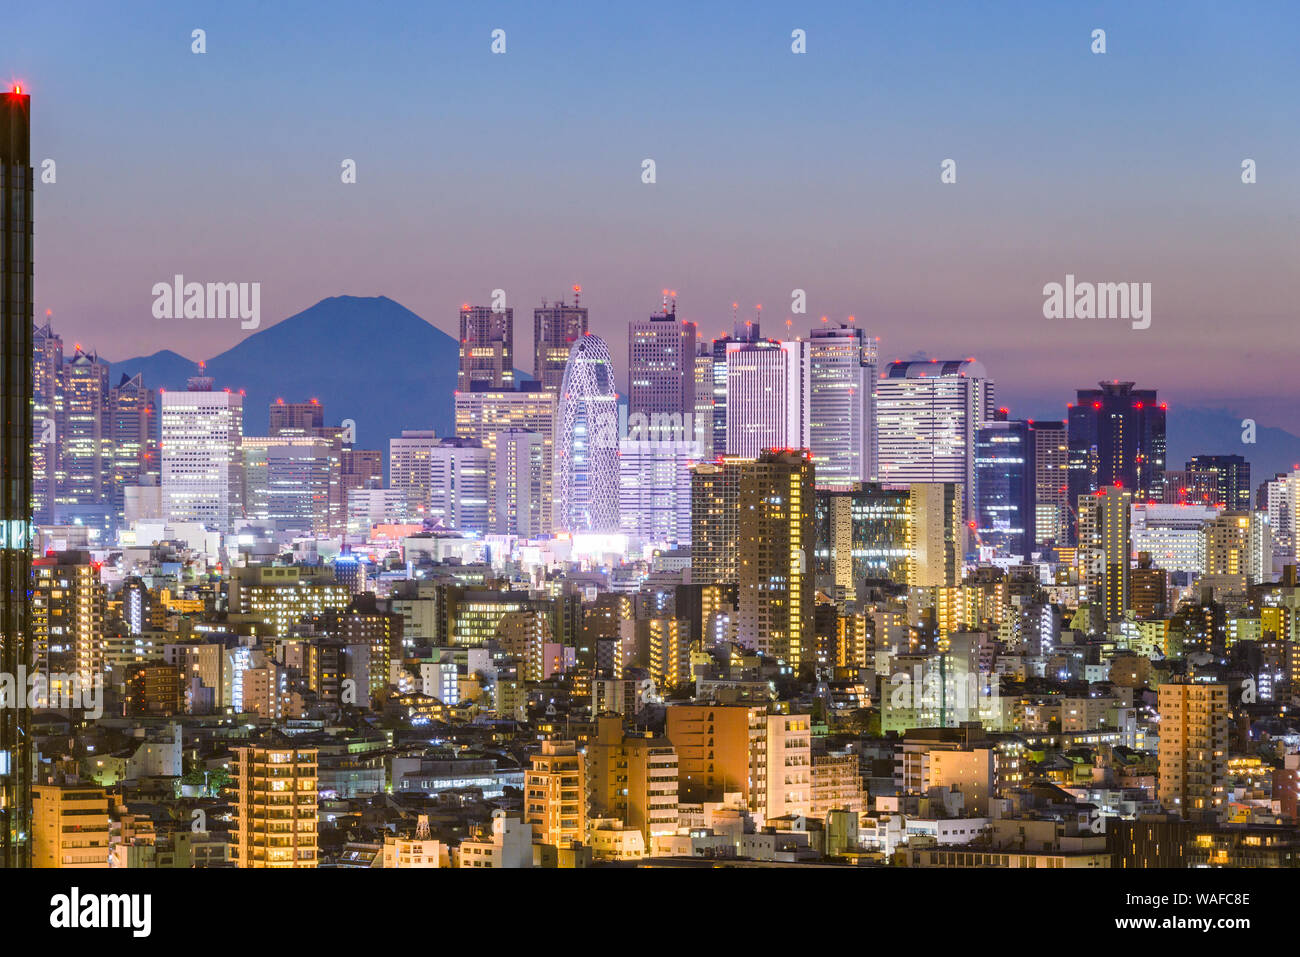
(618, 437), (702, 545)
(494, 428), (546, 538)
(1130, 503), (1220, 574)
(426, 438), (489, 534)
(808, 323), (877, 488)
(160, 380), (243, 533)
(388, 430), (440, 517)
(725, 339), (809, 458)
(875, 358), (994, 520)
(346, 487), (409, 539)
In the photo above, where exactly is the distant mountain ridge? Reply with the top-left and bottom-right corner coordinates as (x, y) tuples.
(110, 295), (463, 458)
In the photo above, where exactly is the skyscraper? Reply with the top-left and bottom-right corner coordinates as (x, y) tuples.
(108, 372), (159, 517)
(56, 346), (111, 526)
(710, 317), (763, 455)
(1067, 382), (1166, 540)
(725, 338), (808, 458)
(455, 382), (556, 533)
(736, 450), (815, 668)
(533, 291), (587, 394)
(876, 359), (995, 521)
(0, 84), (32, 867)
(425, 437), (489, 534)
(555, 334), (619, 534)
(618, 437), (701, 545)
(495, 428), (546, 537)
(807, 322), (877, 489)
(388, 430), (440, 518)
(974, 416), (1033, 559)
(1186, 454), (1251, 511)
(268, 397), (324, 436)
(627, 294), (695, 423)
(160, 366), (244, 533)
(458, 304), (514, 392)
(1028, 419), (1068, 548)
(1077, 486), (1132, 624)
(906, 483), (963, 588)
(32, 318), (61, 525)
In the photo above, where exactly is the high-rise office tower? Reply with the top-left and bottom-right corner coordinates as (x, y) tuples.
(807, 322), (877, 489)
(108, 373), (159, 517)
(1067, 382), (1166, 540)
(160, 366), (244, 533)
(388, 430), (440, 517)
(242, 435), (337, 535)
(1077, 486), (1132, 623)
(555, 334), (619, 533)
(455, 382), (556, 533)
(876, 359), (995, 521)
(906, 483), (962, 588)
(710, 317), (763, 455)
(32, 318), (61, 525)
(0, 84), (33, 867)
(458, 303), (514, 392)
(494, 428), (546, 537)
(1028, 419), (1068, 548)
(692, 347), (715, 458)
(974, 416), (1033, 559)
(1158, 682), (1228, 819)
(1186, 454), (1251, 511)
(268, 397), (324, 436)
(533, 291), (587, 393)
(231, 745), (319, 867)
(618, 437), (701, 545)
(735, 450), (815, 667)
(425, 437), (489, 534)
(56, 345), (111, 524)
(1261, 471), (1292, 557)
(725, 338), (808, 458)
(628, 294), (695, 422)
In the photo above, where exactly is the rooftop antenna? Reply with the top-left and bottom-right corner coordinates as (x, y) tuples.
(415, 815), (430, 841)
(572, 284), (581, 309)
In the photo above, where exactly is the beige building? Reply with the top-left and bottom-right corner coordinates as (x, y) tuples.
(33, 783), (111, 868)
(1158, 682), (1229, 818)
(587, 714), (679, 842)
(525, 739), (586, 848)
(231, 745), (319, 867)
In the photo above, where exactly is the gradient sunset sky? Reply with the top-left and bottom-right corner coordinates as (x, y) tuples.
(4, 0), (1297, 426)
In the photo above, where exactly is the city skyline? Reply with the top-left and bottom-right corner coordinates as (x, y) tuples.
(3, 1), (1297, 429)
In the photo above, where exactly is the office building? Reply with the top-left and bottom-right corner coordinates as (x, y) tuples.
(494, 428), (547, 537)
(907, 483), (962, 588)
(1028, 419), (1068, 548)
(974, 416), (1033, 559)
(1185, 454), (1251, 511)
(533, 292), (587, 393)
(725, 338), (808, 458)
(807, 321), (877, 488)
(425, 437), (489, 534)
(628, 295), (695, 421)
(876, 359), (995, 520)
(32, 783), (111, 868)
(458, 303), (513, 392)
(814, 483), (912, 591)
(455, 383), (556, 533)
(618, 437), (701, 545)
(1067, 382), (1166, 540)
(160, 367), (244, 532)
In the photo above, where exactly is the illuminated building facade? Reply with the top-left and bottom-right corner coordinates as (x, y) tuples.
(555, 334), (619, 533)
